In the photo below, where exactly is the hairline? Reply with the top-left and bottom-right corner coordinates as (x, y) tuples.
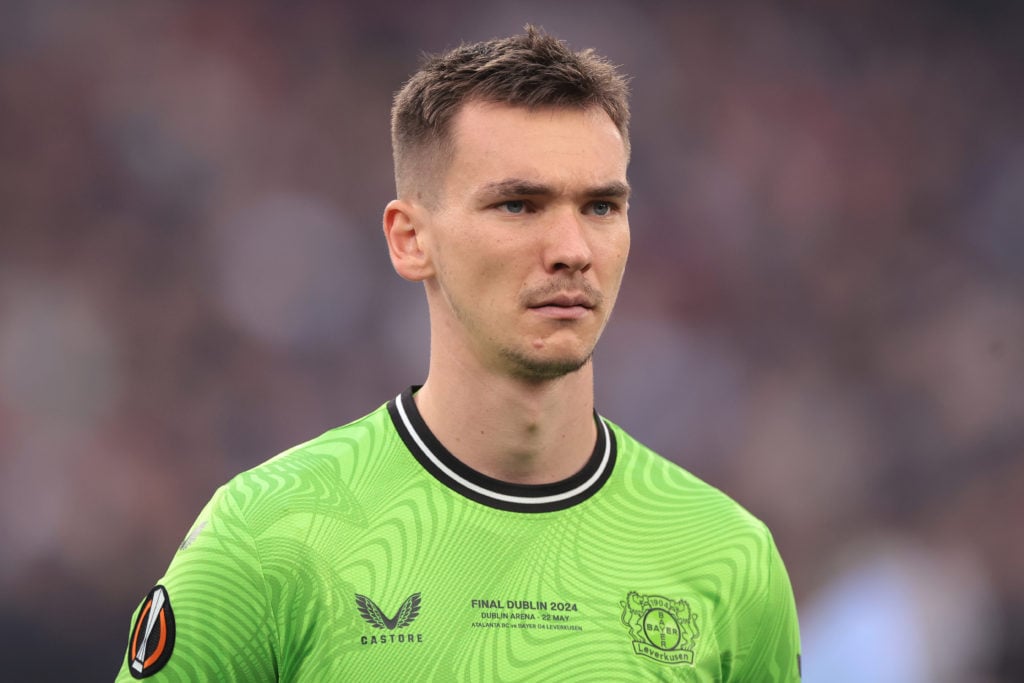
(397, 98), (630, 204)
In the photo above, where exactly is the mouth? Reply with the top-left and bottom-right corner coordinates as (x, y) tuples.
(527, 293), (596, 320)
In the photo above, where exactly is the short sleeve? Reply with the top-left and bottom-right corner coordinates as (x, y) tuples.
(733, 527), (803, 682)
(115, 483), (280, 681)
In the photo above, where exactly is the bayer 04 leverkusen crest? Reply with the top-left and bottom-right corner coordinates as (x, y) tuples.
(620, 591), (700, 666)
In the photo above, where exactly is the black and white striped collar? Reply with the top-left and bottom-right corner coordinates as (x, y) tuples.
(387, 387), (616, 513)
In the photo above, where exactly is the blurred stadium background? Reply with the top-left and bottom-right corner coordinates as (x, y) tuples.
(1, 1), (1022, 680)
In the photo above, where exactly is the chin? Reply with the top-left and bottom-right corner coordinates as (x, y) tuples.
(501, 349), (593, 381)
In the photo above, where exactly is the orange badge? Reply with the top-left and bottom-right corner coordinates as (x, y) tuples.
(127, 585), (175, 678)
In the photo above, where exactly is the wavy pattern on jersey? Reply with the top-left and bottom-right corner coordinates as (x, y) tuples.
(127, 409), (394, 681)
(573, 458), (756, 575)
(122, 401), (799, 681)
(459, 628), (575, 682)
(446, 443), (713, 678)
(590, 423), (783, 675)
(497, 423), (779, 680)
(142, 482), (279, 682)
(231, 408), (456, 677)
(226, 405), (541, 679)
(235, 416), (389, 534)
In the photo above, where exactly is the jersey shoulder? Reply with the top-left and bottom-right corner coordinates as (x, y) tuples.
(250, 399), (394, 474)
(605, 419), (768, 533)
(210, 401), (398, 530)
(605, 420), (802, 680)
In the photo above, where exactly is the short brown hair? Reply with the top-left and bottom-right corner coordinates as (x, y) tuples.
(390, 25), (631, 198)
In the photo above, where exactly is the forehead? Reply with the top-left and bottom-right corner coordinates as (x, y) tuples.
(443, 102), (628, 194)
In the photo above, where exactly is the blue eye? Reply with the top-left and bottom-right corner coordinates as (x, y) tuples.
(591, 201), (612, 216)
(503, 200), (526, 214)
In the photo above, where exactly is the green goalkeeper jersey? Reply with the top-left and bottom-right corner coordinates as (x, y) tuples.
(117, 388), (801, 681)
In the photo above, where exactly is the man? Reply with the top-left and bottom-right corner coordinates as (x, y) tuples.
(117, 27), (801, 681)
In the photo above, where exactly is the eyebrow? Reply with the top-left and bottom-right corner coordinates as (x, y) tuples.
(478, 178), (632, 201)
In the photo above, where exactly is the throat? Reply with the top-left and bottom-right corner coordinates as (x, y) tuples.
(476, 421), (595, 484)
(413, 378), (597, 485)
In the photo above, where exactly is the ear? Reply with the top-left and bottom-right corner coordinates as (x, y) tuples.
(383, 199), (434, 282)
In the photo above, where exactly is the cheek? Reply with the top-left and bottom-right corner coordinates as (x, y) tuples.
(436, 246), (509, 306)
(602, 235), (631, 279)
(463, 235), (527, 281)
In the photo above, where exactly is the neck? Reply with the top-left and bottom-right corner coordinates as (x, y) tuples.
(413, 364), (597, 485)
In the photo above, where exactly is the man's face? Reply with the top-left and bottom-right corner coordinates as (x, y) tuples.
(418, 101), (631, 381)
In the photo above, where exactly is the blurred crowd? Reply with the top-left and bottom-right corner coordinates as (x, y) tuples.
(0, 1), (1021, 680)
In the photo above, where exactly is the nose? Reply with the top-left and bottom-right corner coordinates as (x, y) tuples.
(544, 208), (592, 274)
